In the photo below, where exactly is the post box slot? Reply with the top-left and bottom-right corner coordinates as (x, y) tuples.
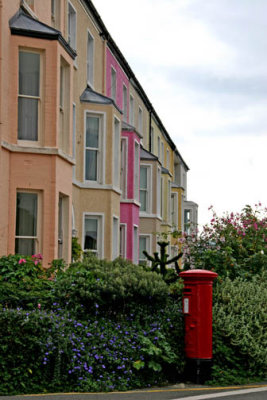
(184, 288), (192, 293)
(184, 298), (190, 314)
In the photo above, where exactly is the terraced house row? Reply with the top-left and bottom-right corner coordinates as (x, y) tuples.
(0, 0), (198, 267)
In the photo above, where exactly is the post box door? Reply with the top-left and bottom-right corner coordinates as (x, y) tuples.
(183, 287), (198, 357)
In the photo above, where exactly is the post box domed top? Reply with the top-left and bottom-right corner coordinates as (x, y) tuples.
(179, 269), (218, 281)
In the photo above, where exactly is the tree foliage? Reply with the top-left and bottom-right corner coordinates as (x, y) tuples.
(181, 204), (267, 279)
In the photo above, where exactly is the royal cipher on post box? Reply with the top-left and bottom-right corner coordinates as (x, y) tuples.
(179, 269), (218, 383)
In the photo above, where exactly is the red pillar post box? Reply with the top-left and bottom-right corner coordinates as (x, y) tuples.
(179, 269), (218, 383)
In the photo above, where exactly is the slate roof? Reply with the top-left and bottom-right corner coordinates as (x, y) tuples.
(9, 8), (76, 59)
(140, 147), (158, 161)
(122, 122), (143, 138)
(161, 166), (172, 176)
(80, 87), (122, 114)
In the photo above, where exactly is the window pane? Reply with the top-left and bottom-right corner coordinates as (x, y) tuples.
(18, 97), (38, 140)
(140, 191), (147, 212)
(19, 52), (40, 96)
(86, 116), (99, 148)
(16, 193), (37, 236)
(85, 149), (97, 181)
(140, 167), (147, 189)
(84, 218), (97, 250)
(87, 34), (94, 84)
(139, 237), (146, 260)
(68, 3), (76, 49)
(15, 238), (35, 256)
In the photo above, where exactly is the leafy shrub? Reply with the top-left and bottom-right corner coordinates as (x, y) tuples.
(181, 204), (267, 279)
(53, 254), (169, 318)
(210, 271), (267, 384)
(72, 237), (82, 262)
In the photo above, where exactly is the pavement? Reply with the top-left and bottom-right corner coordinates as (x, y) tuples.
(1, 382), (267, 400)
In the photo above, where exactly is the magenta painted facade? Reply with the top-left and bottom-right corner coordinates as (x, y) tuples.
(106, 47), (129, 120)
(106, 46), (140, 263)
(120, 130), (141, 262)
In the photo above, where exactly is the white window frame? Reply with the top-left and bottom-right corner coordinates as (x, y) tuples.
(119, 223), (127, 258)
(84, 111), (105, 184)
(83, 213), (104, 258)
(120, 137), (128, 199)
(139, 234), (152, 265)
(51, 0), (60, 29)
(157, 166), (161, 218)
(72, 103), (76, 178)
(140, 164), (152, 214)
(68, 1), (77, 50)
(150, 126), (154, 154)
(171, 192), (178, 229)
(157, 137), (160, 160)
(168, 180), (171, 223)
(134, 140), (140, 202)
(111, 67), (117, 101)
(161, 142), (164, 165)
(123, 84), (127, 122)
(112, 215), (119, 260)
(133, 225), (138, 265)
(166, 149), (170, 170)
(138, 106), (143, 135)
(184, 209), (191, 235)
(18, 49), (41, 144)
(15, 190), (41, 255)
(87, 30), (94, 88)
(113, 117), (120, 189)
(129, 94), (134, 126)
(59, 57), (70, 153)
(161, 177), (164, 219)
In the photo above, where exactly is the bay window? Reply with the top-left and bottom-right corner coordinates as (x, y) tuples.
(85, 113), (103, 183)
(139, 235), (151, 265)
(134, 141), (140, 201)
(18, 51), (40, 141)
(140, 165), (151, 213)
(120, 138), (127, 198)
(112, 217), (119, 260)
(83, 214), (103, 257)
(119, 224), (127, 258)
(15, 192), (40, 256)
(113, 118), (120, 189)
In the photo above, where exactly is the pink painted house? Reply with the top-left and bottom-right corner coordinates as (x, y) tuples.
(106, 46), (141, 263)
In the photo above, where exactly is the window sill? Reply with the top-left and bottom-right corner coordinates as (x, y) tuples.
(1, 141), (75, 165)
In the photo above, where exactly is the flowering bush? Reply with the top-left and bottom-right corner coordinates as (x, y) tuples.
(0, 253), (44, 283)
(0, 301), (184, 395)
(0, 253), (184, 394)
(181, 204), (267, 279)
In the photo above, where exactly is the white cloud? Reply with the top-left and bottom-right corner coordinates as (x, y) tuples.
(94, 0), (267, 227)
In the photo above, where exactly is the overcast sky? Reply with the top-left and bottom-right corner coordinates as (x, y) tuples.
(95, 0), (267, 228)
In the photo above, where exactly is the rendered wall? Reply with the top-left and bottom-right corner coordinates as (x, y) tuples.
(106, 47), (129, 115)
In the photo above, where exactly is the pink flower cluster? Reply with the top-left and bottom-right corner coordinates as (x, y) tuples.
(18, 254), (43, 266)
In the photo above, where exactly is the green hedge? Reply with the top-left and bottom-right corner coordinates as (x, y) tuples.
(0, 254), (184, 395)
(210, 272), (267, 384)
